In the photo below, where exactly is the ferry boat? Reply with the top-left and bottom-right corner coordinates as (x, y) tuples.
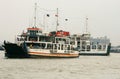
(4, 27), (79, 58)
(67, 17), (111, 56)
(70, 33), (111, 56)
(3, 3), (79, 58)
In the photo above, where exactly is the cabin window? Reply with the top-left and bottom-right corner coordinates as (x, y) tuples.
(71, 46), (74, 50)
(77, 37), (80, 40)
(71, 41), (75, 45)
(47, 44), (52, 49)
(24, 37), (27, 41)
(65, 45), (67, 50)
(103, 45), (106, 50)
(87, 45), (90, 51)
(82, 46), (85, 51)
(54, 44), (57, 49)
(29, 37), (37, 41)
(77, 46), (80, 51)
(92, 45), (96, 49)
(33, 45), (40, 49)
(39, 31), (42, 33)
(77, 41), (80, 45)
(68, 45), (70, 50)
(39, 43), (46, 49)
(58, 44), (60, 50)
(61, 45), (63, 50)
(82, 41), (86, 45)
(98, 45), (102, 49)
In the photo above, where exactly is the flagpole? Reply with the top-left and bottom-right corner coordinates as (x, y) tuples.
(43, 14), (46, 32)
(34, 3), (37, 28)
(56, 8), (59, 32)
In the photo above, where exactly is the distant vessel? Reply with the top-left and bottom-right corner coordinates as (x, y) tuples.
(70, 33), (111, 56)
(3, 3), (111, 58)
(70, 17), (111, 56)
(111, 46), (120, 53)
(0, 46), (4, 51)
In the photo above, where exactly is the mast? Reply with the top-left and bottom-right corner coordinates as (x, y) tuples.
(56, 8), (59, 31)
(85, 16), (88, 33)
(34, 3), (37, 28)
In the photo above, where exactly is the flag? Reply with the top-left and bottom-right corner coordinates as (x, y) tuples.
(86, 17), (88, 20)
(65, 19), (68, 21)
(46, 14), (50, 17)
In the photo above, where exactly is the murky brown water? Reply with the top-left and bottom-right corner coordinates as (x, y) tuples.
(0, 51), (120, 79)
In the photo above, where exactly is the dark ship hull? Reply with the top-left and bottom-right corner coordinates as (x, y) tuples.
(3, 41), (30, 58)
(3, 41), (79, 58)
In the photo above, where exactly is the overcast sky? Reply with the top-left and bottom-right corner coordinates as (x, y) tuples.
(0, 0), (120, 46)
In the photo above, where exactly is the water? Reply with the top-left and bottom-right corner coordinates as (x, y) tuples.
(0, 51), (120, 79)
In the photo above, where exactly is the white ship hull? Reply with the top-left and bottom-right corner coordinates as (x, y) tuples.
(28, 49), (79, 58)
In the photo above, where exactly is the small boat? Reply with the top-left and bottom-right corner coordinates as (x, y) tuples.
(0, 46), (4, 51)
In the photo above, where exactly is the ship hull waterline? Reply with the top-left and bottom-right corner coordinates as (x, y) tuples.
(29, 52), (79, 58)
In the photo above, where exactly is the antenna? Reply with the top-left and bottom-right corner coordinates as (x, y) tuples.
(43, 14), (46, 32)
(34, 3), (37, 28)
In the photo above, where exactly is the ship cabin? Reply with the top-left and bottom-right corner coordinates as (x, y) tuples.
(16, 28), (75, 53)
(16, 27), (54, 43)
(50, 37), (74, 53)
(47, 30), (73, 53)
